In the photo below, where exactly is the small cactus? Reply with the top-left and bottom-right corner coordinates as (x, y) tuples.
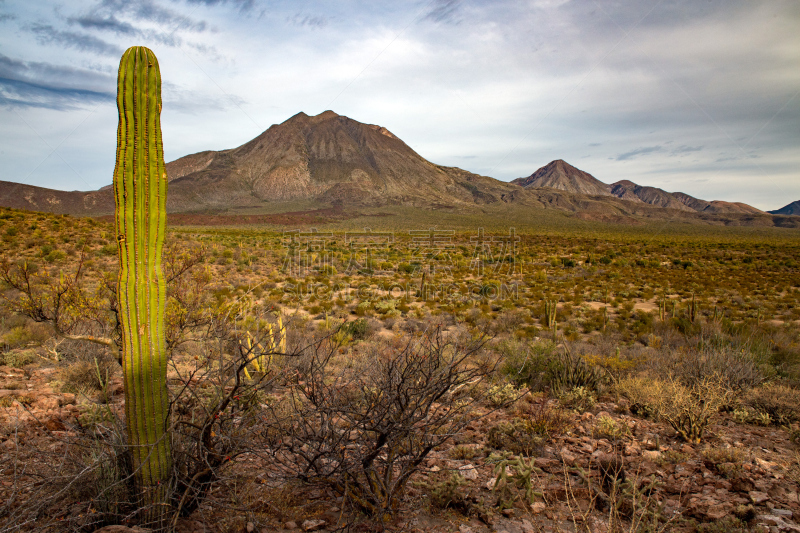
(489, 452), (543, 510)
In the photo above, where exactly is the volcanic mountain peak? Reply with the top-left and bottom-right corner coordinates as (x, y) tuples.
(286, 109), (340, 125)
(512, 159), (611, 197)
(157, 110), (521, 210)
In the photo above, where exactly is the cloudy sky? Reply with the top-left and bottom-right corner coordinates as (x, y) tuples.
(0, 0), (798, 210)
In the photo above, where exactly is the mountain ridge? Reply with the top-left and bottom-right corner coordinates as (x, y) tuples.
(0, 111), (795, 227)
(512, 159), (766, 216)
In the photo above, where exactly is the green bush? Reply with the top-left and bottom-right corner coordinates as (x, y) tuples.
(499, 340), (555, 391)
(1, 326), (35, 351)
(0, 350), (37, 368)
(547, 351), (606, 395)
(341, 318), (370, 340)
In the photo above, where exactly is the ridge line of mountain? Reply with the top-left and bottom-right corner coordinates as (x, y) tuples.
(0, 110), (797, 225)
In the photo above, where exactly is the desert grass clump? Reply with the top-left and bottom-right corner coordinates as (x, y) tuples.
(448, 444), (481, 460)
(744, 383), (800, 425)
(416, 472), (470, 512)
(59, 355), (116, 396)
(486, 418), (545, 457)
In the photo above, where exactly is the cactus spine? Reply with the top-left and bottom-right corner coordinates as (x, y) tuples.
(113, 46), (171, 522)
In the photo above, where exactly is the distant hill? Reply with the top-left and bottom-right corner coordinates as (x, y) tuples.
(512, 160), (611, 197)
(515, 160), (765, 216)
(769, 200), (800, 216)
(0, 180), (113, 216)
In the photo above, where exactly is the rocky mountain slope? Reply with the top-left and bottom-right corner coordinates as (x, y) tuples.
(0, 180), (114, 216)
(160, 110), (526, 210)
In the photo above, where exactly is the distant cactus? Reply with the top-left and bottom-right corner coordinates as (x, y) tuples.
(544, 299), (557, 339)
(688, 293), (698, 323)
(712, 305), (722, 324)
(243, 313), (285, 378)
(658, 296), (667, 321)
(113, 46), (170, 524)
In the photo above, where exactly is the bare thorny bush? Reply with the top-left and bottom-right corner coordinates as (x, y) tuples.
(261, 327), (498, 522)
(0, 243), (306, 531)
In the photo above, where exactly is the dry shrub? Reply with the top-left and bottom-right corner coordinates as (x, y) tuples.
(745, 383), (800, 425)
(616, 376), (730, 443)
(264, 327), (495, 519)
(701, 446), (747, 479)
(488, 401), (570, 456)
(644, 344), (766, 394)
(60, 354), (117, 394)
(486, 418), (544, 457)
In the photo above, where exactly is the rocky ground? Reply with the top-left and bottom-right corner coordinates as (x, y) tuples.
(2, 361), (800, 533)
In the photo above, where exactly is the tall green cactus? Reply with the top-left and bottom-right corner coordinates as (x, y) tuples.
(113, 46), (171, 522)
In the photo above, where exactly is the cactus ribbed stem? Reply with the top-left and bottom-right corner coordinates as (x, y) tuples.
(113, 46), (171, 524)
